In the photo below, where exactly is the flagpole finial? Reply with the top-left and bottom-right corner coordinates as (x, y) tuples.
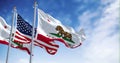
(14, 6), (16, 9)
(34, 1), (38, 7)
(13, 6), (16, 10)
(13, 6), (17, 12)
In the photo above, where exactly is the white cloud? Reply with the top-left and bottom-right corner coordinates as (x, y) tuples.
(101, 0), (115, 5)
(18, 58), (29, 63)
(33, 60), (59, 63)
(76, 0), (119, 63)
(73, 0), (82, 2)
(76, 10), (100, 38)
(0, 60), (3, 63)
(62, 14), (72, 25)
(74, 0), (96, 4)
(78, 10), (99, 27)
(57, 14), (72, 26)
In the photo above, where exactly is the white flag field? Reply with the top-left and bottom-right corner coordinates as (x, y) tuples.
(37, 9), (86, 48)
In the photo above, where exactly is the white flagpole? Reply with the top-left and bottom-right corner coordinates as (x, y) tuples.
(30, 2), (37, 63)
(6, 7), (16, 63)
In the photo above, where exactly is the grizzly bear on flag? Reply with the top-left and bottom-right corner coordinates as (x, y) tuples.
(56, 25), (72, 41)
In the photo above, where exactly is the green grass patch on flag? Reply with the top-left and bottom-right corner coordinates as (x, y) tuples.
(50, 33), (75, 44)
(12, 41), (23, 48)
(62, 37), (75, 44)
(50, 33), (62, 37)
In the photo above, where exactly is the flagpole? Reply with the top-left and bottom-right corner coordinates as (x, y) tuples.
(6, 7), (16, 63)
(30, 2), (37, 63)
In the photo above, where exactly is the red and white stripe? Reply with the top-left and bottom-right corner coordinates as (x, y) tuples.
(34, 34), (59, 55)
(13, 30), (31, 44)
(0, 40), (31, 55)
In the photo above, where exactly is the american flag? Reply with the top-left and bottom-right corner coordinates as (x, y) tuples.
(13, 14), (36, 44)
(13, 14), (59, 55)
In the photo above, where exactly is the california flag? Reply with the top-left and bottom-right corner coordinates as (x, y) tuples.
(0, 16), (31, 54)
(37, 9), (86, 48)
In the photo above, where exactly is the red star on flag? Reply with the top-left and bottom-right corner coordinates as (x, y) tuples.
(4, 25), (7, 29)
(47, 19), (50, 22)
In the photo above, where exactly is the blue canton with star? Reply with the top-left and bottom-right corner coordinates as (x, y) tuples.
(17, 14), (36, 36)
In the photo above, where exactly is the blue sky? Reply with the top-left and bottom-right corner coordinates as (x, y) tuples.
(0, 0), (119, 63)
